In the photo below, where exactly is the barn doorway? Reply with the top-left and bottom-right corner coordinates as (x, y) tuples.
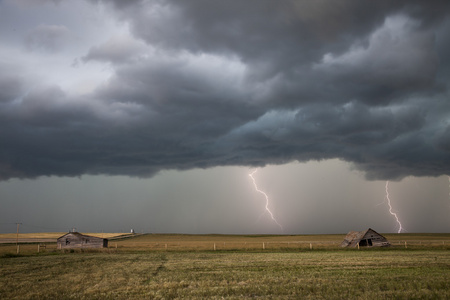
(359, 239), (373, 247)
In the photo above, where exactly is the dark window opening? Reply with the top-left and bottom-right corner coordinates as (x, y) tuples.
(359, 239), (373, 247)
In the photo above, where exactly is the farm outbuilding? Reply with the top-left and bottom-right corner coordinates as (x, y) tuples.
(57, 232), (108, 249)
(341, 228), (390, 248)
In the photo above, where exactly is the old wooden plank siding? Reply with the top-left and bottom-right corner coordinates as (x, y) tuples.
(341, 228), (390, 247)
(57, 232), (108, 249)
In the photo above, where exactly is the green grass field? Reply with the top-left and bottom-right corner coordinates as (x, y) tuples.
(1, 233), (449, 299)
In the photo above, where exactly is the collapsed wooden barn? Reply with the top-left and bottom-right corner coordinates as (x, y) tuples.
(57, 232), (108, 249)
(341, 228), (390, 248)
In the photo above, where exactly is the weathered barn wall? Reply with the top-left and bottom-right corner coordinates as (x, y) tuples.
(360, 229), (390, 247)
(57, 232), (108, 249)
(341, 228), (390, 247)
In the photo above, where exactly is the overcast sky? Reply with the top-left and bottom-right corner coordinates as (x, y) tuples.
(1, 0), (449, 234)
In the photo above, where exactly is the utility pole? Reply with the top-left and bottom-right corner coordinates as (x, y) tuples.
(16, 223), (22, 254)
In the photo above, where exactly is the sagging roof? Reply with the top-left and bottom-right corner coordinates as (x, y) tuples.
(341, 228), (390, 247)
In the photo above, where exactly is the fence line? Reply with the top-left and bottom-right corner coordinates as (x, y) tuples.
(109, 240), (448, 251)
(1, 239), (447, 254)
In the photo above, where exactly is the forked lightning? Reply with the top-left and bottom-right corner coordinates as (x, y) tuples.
(385, 181), (404, 233)
(249, 169), (283, 231)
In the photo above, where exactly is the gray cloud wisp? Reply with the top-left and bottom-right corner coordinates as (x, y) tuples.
(1, 0), (450, 181)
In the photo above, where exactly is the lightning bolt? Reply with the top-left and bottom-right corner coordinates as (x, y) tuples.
(385, 181), (403, 233)
(249, 169), (283, 231)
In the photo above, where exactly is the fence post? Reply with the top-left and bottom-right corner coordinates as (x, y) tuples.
(357, 243), (360, 250)
(263, 242), (265, 250)
(404, 241), (407, 249)
(214, 243), (216, 251)
(38, 244), (40, 253)
(310, 243), (312, 250)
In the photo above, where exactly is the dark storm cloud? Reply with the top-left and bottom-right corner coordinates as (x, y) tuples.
(24, 24), (70, 52)
(81, 35), (147, 65)
(1, 0), (450, 180)
(11, 0), (62, 7)
(0, 75), (23, 104)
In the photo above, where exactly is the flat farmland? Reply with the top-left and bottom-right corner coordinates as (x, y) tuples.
(1, 233), (449, 299)
(108, 233), (450, 251)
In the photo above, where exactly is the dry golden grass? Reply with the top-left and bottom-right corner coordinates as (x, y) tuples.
(104, 233), (345, 252)
(0, 232), (65, 239)
(1, 233), (450, 254)
(1, 233), (449, 298)
(82, 233), (127, 239)
(1, 250), (449, 299)
(0, 232), (127, 239)
(107, 233), (450, 251)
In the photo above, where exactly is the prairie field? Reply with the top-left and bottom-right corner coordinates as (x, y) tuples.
(0, 232), (125, 240)
(0, 233), (449, 299)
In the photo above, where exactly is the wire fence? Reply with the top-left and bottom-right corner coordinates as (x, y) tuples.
(1, 239), (449, 256)
(107, 240), (450, 251)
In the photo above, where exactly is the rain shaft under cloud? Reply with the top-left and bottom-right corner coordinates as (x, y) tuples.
(1, 0), (450, 181)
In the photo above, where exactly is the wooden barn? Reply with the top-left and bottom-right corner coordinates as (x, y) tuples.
(57, 232), (108, 249)
(341, 228), (390, 248)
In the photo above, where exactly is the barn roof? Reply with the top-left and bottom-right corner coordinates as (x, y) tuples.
(344, 230), (368, 243)
(57, 232), (106, 240)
